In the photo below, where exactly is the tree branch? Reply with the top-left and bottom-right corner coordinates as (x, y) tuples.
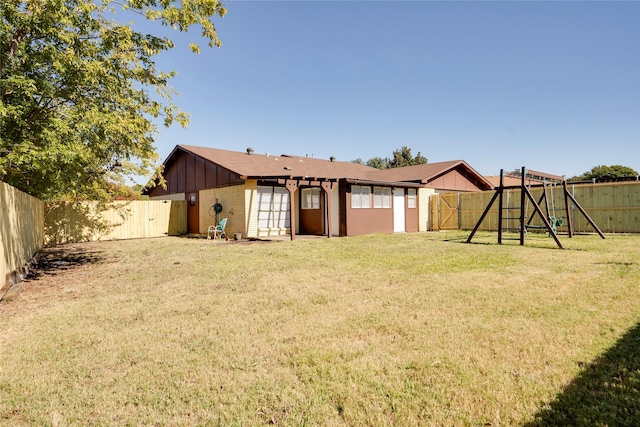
(0, 27), (27, 78)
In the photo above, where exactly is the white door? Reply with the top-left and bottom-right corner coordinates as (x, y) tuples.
(393, 189), (405, 232)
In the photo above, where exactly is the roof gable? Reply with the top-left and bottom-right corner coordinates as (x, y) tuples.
(368, 160), (493, 190)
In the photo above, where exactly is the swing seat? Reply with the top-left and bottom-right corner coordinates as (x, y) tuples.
(525, 216), (563, 233)
(523, 215), (547, 229)
(525, 224), (546, 229)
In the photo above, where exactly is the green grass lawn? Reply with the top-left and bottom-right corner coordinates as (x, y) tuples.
(1, 231), (639, 426)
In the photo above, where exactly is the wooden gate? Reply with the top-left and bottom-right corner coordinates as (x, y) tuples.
(431, 193), (459, 230)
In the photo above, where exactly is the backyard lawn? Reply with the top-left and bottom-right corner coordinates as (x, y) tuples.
(1, 231), (639, 425)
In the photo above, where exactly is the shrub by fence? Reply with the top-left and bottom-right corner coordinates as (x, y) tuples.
(1, 181), (44, 296)
(44, 200), (188, 245)
(430, 181), (640, 233)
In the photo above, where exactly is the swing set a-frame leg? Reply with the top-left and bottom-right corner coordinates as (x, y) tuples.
(466, 188), (501, 244)
(565, 190), (606, 239)
(522, 186), (564, 249)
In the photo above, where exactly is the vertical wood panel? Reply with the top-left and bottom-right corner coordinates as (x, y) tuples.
(205, 162), (217, 188)
(44, 200), (187, 244)
(176, 154), (186, 192)
(1, 181), (44, 293)
(217, 166), (227, 187)
(195, 157), (206, 189)
(186, 153), (196, 191)
(149, 148), (246, 196)
(168, 164), (178, 194)
(438, 193), (459, 230)
(436, 182), (640, 234)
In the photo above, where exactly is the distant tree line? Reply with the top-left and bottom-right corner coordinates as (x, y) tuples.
(571, 165), (639, 182)
(352, 146), (427, 170)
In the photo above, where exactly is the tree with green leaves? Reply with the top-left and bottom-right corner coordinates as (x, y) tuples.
(366, 156), (390, 170)
(352, 146), (427, 170)
(351, 156), (390, 170)
(388, 146), (427, 168)
(0, 0), (226, 200)
(574, 165), (638, 182)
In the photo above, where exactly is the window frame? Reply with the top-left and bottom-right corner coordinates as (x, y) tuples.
(350, 185), (371, 209)
(373, 186), (392, 209)
(301, 187), (321, 210)
(407, 188), (417, 209)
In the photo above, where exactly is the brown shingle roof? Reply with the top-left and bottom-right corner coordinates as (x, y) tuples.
(172, 145), (491, 190)
(367, 160), (493, 190)
(178, 145), (377, 180)
(367, 160), (463, 183)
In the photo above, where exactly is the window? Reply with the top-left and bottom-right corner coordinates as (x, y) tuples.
(351, 185), (371, 208)
(373, 187), (392, 208)
(257, 186), (290, 229)
(301, 188), (321, 210)
(407, 188), (417, 208)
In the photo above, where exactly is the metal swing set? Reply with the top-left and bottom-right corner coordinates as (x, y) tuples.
(467, 167), (605, 249)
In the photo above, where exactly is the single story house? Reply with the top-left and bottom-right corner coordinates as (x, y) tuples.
(145, 145), (490, 239)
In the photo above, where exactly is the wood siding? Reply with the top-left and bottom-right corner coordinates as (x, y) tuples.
(429, 168), (487, 192)
(44, 200), (187, 245)
(405, 203), (419, 233)
(343, 184), (394, 236)
(148, 150), (244, 197)
(430, 181), (640, 233)
(1, 181), (44, 297)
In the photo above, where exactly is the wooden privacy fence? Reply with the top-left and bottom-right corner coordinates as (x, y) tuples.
(1, 181), (44, 297)
(45, 200), (187, 245)
(430, 181), (640, 233)
(2, 181), (187, 299)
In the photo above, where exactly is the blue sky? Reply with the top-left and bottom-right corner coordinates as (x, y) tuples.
(135, 1), (639, 179)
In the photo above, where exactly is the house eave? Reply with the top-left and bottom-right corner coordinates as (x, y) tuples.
(343, 178), (424, 188)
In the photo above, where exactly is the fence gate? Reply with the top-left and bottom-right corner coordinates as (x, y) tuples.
(431, 193), (459, 230)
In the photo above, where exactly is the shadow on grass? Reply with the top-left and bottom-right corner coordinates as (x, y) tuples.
(524, 322), (640, 426)
(28, 245), (105, 280)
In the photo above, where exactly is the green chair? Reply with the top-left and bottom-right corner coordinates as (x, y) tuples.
(207, 217), (228, 240)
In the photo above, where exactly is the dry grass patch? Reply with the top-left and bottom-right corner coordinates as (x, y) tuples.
(1, 231), (639, 425)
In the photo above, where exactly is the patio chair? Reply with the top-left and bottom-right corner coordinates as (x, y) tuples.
(207, 217), (228, 240)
